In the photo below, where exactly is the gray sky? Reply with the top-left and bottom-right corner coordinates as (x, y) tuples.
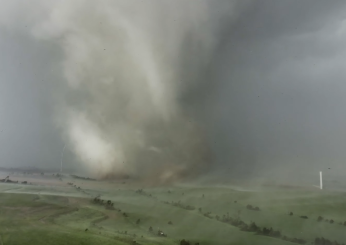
(0, 30), (67, 170)
(209, 0), (346, 177)
(1, 1), (346, 179)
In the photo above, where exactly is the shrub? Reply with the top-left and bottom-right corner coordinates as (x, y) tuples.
(180, 239), (190, 245)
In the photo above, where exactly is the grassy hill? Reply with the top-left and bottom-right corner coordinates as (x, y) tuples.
(0, 179), (345, 245)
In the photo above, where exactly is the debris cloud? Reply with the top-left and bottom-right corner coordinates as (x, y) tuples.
(0, 0), (244, 182)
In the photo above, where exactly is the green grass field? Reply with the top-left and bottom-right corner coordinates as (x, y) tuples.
(0, 178), (345, 245)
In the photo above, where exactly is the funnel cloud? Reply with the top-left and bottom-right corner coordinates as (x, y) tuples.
(1, 1), (346, 182)
(0, 0), (245, 181)
(45, 1), (226, 181)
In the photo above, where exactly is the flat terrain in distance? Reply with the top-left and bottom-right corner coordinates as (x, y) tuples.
(0, 173), (345, 245)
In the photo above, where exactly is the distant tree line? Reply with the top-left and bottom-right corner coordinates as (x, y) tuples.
(317, 216), (346, 227)
(246, 204), (260, 211)
(92, 196), (116, 210)
(203, 211), (213, 219)
(213, 212), (307, 244)
(70, 174), (96, 181)
(180, 239), (199, 245)
(135, 189), (155, 199)
(314, 237), (345, 245)
(163, 200), (196, 211)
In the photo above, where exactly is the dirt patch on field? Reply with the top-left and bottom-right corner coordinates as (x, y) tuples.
(106, 211), (118, 219)
(67, 197), (90, 206)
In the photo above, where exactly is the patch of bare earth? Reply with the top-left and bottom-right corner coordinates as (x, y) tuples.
(67, 197), (90, 206)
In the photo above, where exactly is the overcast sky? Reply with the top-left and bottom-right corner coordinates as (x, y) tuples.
(1, 1), (346, 179)
(209, 0), (346, 177)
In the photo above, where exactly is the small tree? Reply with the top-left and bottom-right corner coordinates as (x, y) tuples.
(249, 222), (259, 232)
(246, 204), (252, 209)
(180, 239), (190, 245)
(262, 227), (270, 235)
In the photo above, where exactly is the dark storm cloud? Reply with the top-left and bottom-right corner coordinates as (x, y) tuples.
(228, 0), (346, 40)
(1, 1), (346, 181)
(0, 30), (71, 170)
(209, 0), (346, 177)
